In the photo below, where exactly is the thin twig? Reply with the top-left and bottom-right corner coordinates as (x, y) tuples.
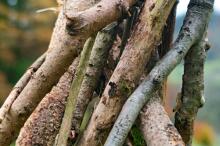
(71, 23), (118, 136)
(55, 37), (95, 146)
(0, 53), (46, 123)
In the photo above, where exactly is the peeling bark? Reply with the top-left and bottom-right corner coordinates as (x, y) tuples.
(104, 0), (213, 145)
(174, 36), (209, 145)
(16, 57), (79, 146)
(77, 0), (176, 145)
(0, 0), (136, 144)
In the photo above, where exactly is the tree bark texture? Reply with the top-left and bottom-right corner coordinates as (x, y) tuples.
(0, 53), (46, 123)
(139, 3), (184, 146)
(174, 37), (209, 145)
(140, 96), (184, 146)
(0, 0), (137, 144)
(16, 57), (79, 146)
(55, 37), (95, 146)
(104, 0), (213, 145)
(71, 23), (118, 135)
(77, 0), (176, 146)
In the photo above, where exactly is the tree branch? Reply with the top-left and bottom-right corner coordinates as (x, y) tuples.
(140, 95), (184, 146)
(77, 0), (176, 145)
(174, 35), (209, 145)
(55, 37), (95, 146)
(64, 0), (137, 36)
(104, 0), (214, 145)
(71, 23), (118, 136)
(0, 0), (137, 144)
(16, 22), (117, 146)
(16, 57), (79, 146)
(0, 53), (46, 123)
(139, 3), (184, 145)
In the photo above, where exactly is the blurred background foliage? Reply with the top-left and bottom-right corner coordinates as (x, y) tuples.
(0, 0), (57, 103)
(0, 0), (219, 146)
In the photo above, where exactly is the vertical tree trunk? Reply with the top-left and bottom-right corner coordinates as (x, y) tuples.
(174, 36), (209, 145)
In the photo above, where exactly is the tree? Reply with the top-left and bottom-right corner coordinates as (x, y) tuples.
(0, 0), (214, 145)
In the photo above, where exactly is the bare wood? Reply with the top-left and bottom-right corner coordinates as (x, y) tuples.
(0, 53), (46, 123)
(0, 0), (136, 144)
(77, 0), (176, 145)
(16, 58), (79, 146)
(65, 0), (137, 36)
(104, 0), (214, 145)
(140, 96), (184, 146)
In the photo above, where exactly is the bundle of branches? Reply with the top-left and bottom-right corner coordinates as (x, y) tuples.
(0, 0), (214, 145)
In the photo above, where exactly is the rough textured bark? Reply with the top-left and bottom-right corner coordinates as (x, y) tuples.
(0, 0), (136, 144)
(0, 53), (46, 123)
(117, 5), (141, 61)
(174, 37), (209, 145)
(16, 23), (118, 146)
(157, 0), (177, 101)
(77, 0), (176, 146)
(65, 0), (137, 36)
(158, 2), (177, 58)
(71, 23), (118, 135)
(140, 96), (184, 146)
(16, 57), (79, 146)
(138, 3), (182, 145)
(104, 0), (213, 145)
(55, 37), (95, 146)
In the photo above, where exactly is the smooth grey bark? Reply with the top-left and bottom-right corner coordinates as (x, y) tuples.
(174, 36), (209, 145)
(104, 0), (214, 145)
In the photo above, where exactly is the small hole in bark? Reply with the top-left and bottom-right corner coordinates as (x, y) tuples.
(149, 3), (155, 11)
(97, 5), (102, 8)
(178, 50), (183, 54)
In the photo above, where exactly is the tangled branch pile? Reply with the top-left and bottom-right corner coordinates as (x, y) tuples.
(0, 0), (214, 145)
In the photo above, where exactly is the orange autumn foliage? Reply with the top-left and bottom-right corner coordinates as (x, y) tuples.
(194, 121), (215, 146)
